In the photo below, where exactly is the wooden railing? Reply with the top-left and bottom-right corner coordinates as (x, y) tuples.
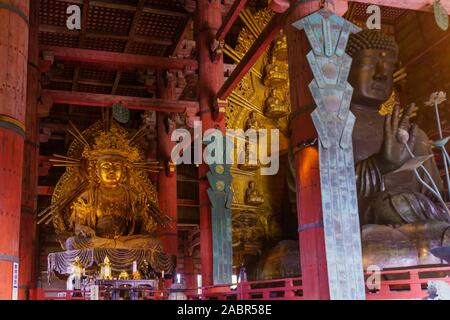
(34, 288), (168, 300)
(32, 265), (450, 300)
(365, 266), (450, 300)
(186, 277), (303, 300)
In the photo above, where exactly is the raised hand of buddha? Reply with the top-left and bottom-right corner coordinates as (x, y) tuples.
(375, 103), (417, 174)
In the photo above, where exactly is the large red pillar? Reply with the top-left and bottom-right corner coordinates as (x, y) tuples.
(195, 0), (224, 286)
(19, 0), (39, 300)
(156, 71), (178, 257)
(0, 0), (30, 300)
(285, 0), (348, 300)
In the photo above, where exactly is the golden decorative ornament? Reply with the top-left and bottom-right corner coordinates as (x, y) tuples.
(216, 181), (225, 191)
(215, 165), (225, 174)
(119, 271), (130, 280)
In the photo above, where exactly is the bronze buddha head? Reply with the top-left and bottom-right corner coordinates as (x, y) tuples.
(347, 30), (399, 109)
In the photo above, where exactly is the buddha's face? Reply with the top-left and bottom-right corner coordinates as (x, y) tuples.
(97, 156), (125, 186)
(348, 49), (398, 109)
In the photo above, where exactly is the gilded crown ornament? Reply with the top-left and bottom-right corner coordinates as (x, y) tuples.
(83, 127), (141, 162)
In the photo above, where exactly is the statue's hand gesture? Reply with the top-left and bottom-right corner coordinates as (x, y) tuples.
(376, 103), (418, 174)
(75, 225), (96, 238)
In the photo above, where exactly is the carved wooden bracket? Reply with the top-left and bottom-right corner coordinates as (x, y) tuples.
(213, 97), (227, 122)
(165, 160), (176, 178)
(38, 94), (53, 118)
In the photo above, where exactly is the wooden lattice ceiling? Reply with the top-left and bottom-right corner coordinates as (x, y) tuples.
(39, 0), (192, 100)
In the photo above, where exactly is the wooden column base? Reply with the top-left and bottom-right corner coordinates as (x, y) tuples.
(0, 127), (24, 300)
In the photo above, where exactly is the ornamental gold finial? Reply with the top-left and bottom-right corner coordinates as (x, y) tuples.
(83, 126), (141, 162)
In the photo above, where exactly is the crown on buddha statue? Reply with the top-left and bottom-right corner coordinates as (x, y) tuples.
(83, 126), (141, 162)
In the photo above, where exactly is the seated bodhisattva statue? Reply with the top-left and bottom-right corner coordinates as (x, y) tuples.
(245, 181), (264, 206)
(39, 120), (171, 252)
(347, 30), (450, 267)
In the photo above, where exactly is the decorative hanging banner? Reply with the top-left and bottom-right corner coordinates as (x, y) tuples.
(112, 103), (130, 123)
(293, 9), (365, 300)
(434, 0), (449, 31)
(204, 135), (234, 285)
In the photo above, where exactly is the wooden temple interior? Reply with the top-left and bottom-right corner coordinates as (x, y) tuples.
(1, 0), (450, 300)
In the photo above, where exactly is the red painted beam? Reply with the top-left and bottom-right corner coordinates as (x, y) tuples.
(37, 186), (54, 196)
(42, 90), (199, 114)
(352, 0), (450, 13)
(177, 199), (199, 206)
(217, 12), (287, 100)
(216, 0), (249, 42)
(40, 45), (198, 71)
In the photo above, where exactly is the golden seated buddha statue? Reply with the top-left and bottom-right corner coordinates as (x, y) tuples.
(264, 88), (289, 119)
(263, 59), (289, 88)
(244, 111), (262, 132)
(245, 181), (264, 206)
(39, 119), (171, 252)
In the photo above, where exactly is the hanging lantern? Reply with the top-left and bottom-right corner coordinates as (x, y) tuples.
(99, 256), (112, 280)
(71, 256), (84, 290)
(112, 102), (130, 123)
(434, 0), (449, 31)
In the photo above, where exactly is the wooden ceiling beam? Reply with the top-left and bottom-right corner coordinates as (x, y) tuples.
(90, 0), (188, 17)
(40, 45), (198, 70)
(170, 16), (193, 57)
(111, 0), (147, 95)
(217, 12), (286, 100)
(39, 25), (174, 46)
(43, 89), (199, 113)
(216, 0), (248, 42)
(351, 0), (450, 13)
(55, 0), (188, 17)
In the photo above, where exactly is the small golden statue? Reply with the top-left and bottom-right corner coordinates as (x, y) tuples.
(118, 271), (130, 280)
(38, 113), (170, 252)
(72, 256), (84, 278)
(245, 181), (264, 206)
(263, 57), (289, 88)
(264, 88), (289, 118)
(244, 111), (262, 131)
